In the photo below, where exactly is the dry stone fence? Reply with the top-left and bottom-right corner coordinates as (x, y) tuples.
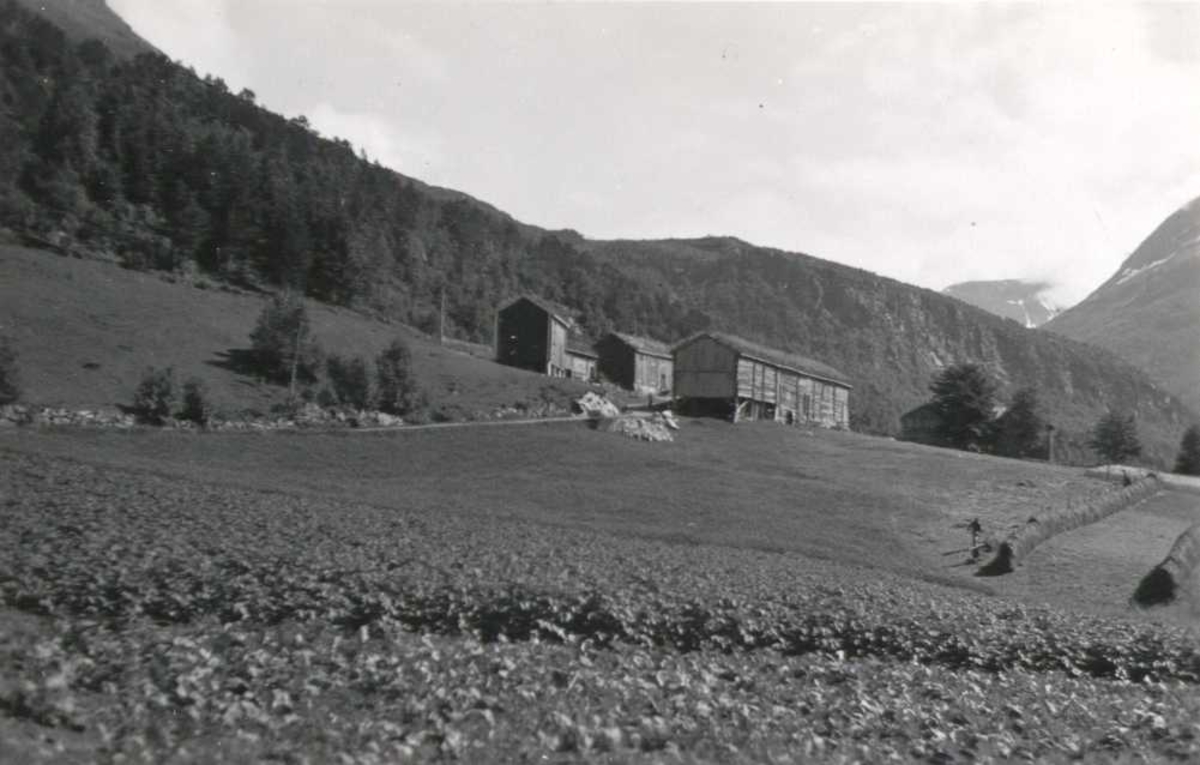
(979, 474), (1163, 575)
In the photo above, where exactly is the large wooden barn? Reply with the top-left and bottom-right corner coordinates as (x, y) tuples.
(595, 332), (674, 394)
(494, 296), (573, 377)
(672, 332), (851, 428)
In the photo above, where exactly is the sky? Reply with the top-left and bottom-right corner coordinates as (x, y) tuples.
(107, 1), (1200, 308)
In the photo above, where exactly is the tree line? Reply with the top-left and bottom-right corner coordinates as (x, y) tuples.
(917, 362), (1199, 472)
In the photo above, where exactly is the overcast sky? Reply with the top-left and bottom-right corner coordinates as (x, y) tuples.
(108, 1), (1200, 307)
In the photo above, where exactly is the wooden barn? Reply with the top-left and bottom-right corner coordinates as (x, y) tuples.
(672, 332), (851, 428)
(595, 332), (674, 394)
(494, 295), (572, 377)
(566, 340), (599, 382)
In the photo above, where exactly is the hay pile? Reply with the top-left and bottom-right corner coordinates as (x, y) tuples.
(574, 392), (620, 419)
(979, 475), (1162, 575)
(598, 413), (675, 442)
(1133, 521), (1200, 606)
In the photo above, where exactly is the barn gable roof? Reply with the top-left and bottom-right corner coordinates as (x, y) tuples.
(605, 331), (673, 359)
(566, 337), (598, 358)
(675, 332), (853, 388)
(498, 295), (575, 328)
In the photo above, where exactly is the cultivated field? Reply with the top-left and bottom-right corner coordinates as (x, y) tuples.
(2, 421), (1199, 762)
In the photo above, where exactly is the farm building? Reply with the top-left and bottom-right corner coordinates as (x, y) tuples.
(899, 402), (942, 445)
(566, 340), (599, 382)
(672, 332), (851, 428)
(494, 295), (572, 377)
(595, 332), (674, 394)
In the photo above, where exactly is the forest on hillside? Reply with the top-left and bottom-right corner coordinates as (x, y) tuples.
(0, 1), (704, 344)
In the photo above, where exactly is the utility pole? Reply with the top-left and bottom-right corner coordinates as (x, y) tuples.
(438, 286), (446, 345)
(288, 313), (303, 405)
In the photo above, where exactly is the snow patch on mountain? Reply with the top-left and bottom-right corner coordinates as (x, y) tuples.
(1005, 298), (1038, 328)
(1115, 254), (1175, 285)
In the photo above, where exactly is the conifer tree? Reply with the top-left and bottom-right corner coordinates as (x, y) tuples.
(1089, 411), (1142, 465)
(929, 363), (998, 451)
(1175, 425), (1200, 476)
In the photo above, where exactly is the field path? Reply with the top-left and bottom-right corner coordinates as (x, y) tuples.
(351, 414), (585, 432)
(988, 490), (1200, 618)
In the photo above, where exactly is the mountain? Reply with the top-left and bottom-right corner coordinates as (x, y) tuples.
(942, 280), (1060, 328)
(1045, 196), (1200, 414)
(11, 0), (155, 59)
(581, 236), (1193, 465)
(0, 0), (1195, 466)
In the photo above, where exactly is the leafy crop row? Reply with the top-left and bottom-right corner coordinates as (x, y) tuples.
(2, 451), (1200, 762)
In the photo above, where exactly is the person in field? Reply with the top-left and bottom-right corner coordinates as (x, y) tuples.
(968, 518), (983, 559)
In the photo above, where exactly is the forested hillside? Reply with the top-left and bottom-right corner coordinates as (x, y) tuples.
(584, 237), (1194, 462)
(0, 0), (1194, 463)
(0, 1), (683, 343)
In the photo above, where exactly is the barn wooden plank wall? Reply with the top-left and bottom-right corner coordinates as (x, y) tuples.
(674, 333), (851, 429)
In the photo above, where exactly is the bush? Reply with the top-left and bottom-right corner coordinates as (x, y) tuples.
(0, 335), (20, 405)
(132, 367), (175, 425)
(178, 377), (211, 425)
(1175, 425), (1200, 476)
(375, 338), (423, 416)
(326, 354), (372, 410)
(249, 292), (322, 387)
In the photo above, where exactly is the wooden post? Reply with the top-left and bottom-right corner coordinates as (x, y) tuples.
(438, 286), (446, 345)
(287, 314), (303, 404)
(731, 397), (740, 423)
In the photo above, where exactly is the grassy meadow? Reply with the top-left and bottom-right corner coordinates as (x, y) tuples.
(0, 244), (592, 418)
(1, 418), (1129, 596)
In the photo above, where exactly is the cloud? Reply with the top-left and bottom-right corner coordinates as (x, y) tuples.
(306, 103), (443, 177)
(108, 0), (252, 89)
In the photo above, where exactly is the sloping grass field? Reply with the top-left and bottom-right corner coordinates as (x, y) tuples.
(1, 420), (1121, 589)
(3, 419), (1200, 762)
(0, 245), (591, 418)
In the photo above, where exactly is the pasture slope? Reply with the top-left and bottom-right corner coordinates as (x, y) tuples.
(0, 244), (592, 419)
(3, 420), (1200, 762)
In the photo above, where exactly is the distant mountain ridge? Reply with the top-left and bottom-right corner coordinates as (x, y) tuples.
(942, 280), (1060, 328)
(581, 236), (1193, 465)
(1046, 196), (1200, 414)
(0, 0), (1195, 466)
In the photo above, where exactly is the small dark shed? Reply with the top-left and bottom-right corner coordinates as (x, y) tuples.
(566, 340), (599, 382)
(494, 296), (572, 377)
(899, 402), (943, 445)
(595, 332), (674, 394)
